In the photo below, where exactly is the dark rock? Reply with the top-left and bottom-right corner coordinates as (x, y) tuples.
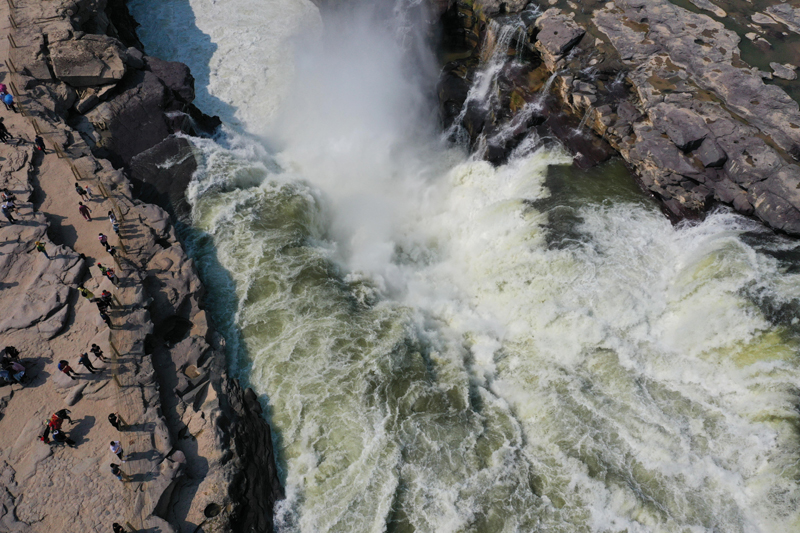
(695, 138), (727, 168)
(652, 105), (709, 152)
(146, 56), (195, 104)
(129, 136), (198, 219)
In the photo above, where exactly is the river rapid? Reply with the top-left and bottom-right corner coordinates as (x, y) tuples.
(128, 1), (800, 531)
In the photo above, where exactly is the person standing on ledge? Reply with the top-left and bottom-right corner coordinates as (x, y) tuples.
(75, 183), (89, 201)
(3, 92), (16, 112)
(78, 201), (92, 221)
(1, 201), (16, 224)
(110, 440), (126, 462)
(77, 286), (95, 300)
(33, 240), (51, 259)
(108, 412), (123, 431)
(91, 343), (108, 363)
(78, 352), (98, 374)
(57, 360), (79, 379)
(34, 134), (45, 152)
(110, 463), (129, 482)
(0, 118), (11, 143)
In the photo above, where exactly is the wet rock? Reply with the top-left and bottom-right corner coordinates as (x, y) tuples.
(751, 13), (778, 26)
(129, 135), (198, 219)
(766, 4), (800, 35)
(769, 62), (797, 80)
(688, 0), (726, 18)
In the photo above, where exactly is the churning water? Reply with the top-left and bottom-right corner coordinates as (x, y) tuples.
(129, 1), (800, 531)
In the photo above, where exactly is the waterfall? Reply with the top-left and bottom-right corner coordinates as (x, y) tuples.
(130, 1), (800, 531)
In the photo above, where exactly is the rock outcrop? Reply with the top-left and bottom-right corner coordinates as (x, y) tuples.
(435, 0), (800, 235)
(0, 1), (282, 532)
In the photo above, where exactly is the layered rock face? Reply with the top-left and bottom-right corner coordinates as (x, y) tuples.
(0, 0), (281, 532)
(436, 0), (800, 235)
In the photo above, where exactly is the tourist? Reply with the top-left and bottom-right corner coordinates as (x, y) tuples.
(39, 424), (51, 444)
(110, 463), (128, 482)
(108, 211), (117, 225)
(110, 440), (126, 462)
(34, 135), (45, 152)
(106, 244), (118, 259)
(113, 523), (126, 533)
(77, 286), (95, 300)
(78, 201), (92, 221)
(57, 360), (79, 379)
(75, 183), (89, 201)
(85, 185), (93, 198)
(0, 188), (14, 202)
(91, 343), (108, 362)
(33, 240), (50, 259)
(100, 310), (113, 328)
(1, 201), (16, 224)
(51, 429), (77, 448)
(112, 220), (120, 234)
(108, 413), (123, 431)
(53, 408), (73, 424)
(100, 290), (114, 308)
(95, 297), (110, 314)
(78, 352), (98, 374)
(98, 233), (108, 246)
(98, 263), (120, 286)
(0, 118), (11, 143)
(3, 92), (16, 112)
(3, 346), (20, 361)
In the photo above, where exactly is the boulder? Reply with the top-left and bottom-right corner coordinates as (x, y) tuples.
(146, 56), (195, 103)
(50, 36), (127, 87)
(651, 105), (710, 152)
(695, 138), (726, 168)
(535, 9), (585, 69)
(129, 135), (198, 218)
(770, 62), (797, 80)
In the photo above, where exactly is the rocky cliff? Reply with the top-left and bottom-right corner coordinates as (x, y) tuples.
(0, 1), (281, 532)
(436, 0), (800, 235)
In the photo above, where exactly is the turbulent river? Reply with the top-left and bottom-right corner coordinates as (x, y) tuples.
(129, 1), (800, 531)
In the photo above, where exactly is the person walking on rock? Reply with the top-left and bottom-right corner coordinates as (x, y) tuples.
(78, 201), (92, 221)
(78, 352), (98, 374)
(78, 286), (95, 300)
(100, 310), (113, 328)
(1, 201), (16, 224)
(3, 92), (16, 112)
(75, 183), (89, 201)
(105, 244), (118, 259)
(98, 263), (119, 286)
(51, 429), (77, 448)
(0, 188), (14, 202)
(0, 118), (11, 143)
(33, 240), (50, 259)
(54, 408), (73, 424)
(98, 233), (109, 246)
(110, 440), (126, 462)
(113, 523), (127, 533)
(57, 360), (78, 379)
(34, 134), (45, 152)
(91, 343), (108, 362)
(100, 290), (114, 309)
(110, 463), (129, 482)
(108, 412), (123, 431)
